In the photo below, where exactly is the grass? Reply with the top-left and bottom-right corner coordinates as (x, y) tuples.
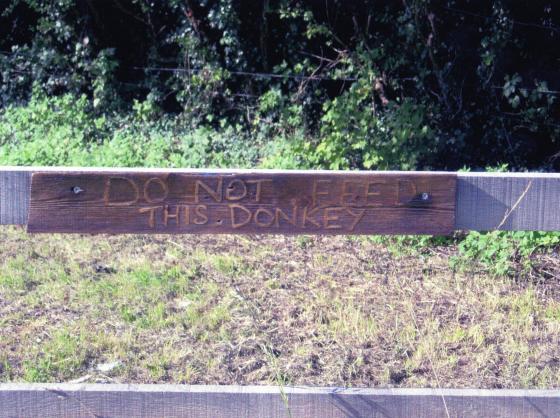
(1, 226), (560, 387)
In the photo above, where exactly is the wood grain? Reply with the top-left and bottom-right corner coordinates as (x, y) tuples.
(6, 167), (560, 232)
(456, 172), (560, 231)
(27, 170), (456, 234)
(0, 169), (30, 225)
(1, 384), (559, 418)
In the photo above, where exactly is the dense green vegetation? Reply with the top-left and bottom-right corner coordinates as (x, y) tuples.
(1, 0), (559, 171)
(0, 89), (262, 168)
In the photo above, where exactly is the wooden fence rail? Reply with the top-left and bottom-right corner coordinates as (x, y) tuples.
(1, 384), (559, 418)
(2, 167), (560, 232)
(2, 167), (560, 417)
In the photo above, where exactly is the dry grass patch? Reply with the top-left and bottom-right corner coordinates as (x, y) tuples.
(1, 226), (560, 388)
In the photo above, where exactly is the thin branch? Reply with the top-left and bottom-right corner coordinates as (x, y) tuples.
(496, 180), (533, 230)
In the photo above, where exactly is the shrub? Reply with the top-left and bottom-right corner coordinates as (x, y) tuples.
(2, 1), (558, 171)
(0, 91), (263, 168)
(0, 88), (104, 166)
(310, 92), (439, 170)
(456, 231), (560, 276)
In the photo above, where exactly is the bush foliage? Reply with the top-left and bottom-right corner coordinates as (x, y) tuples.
(1, 0), (559, 171)
(0, 88), (261, 168)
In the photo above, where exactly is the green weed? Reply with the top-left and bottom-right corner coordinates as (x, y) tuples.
(22, 330), (88, 382)
(455, 231), (560, 276)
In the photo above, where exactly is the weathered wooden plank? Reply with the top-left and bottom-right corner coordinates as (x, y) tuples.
(26, 170), (456, 234)
(4, 167), (560, 232)
(0, 168), (30, 225)
(0, 384), (558, 418)
(456, 172), (560, 231)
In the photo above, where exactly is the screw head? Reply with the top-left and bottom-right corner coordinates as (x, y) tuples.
(72, 186), (84, 195)
(421, 192), (429, 201)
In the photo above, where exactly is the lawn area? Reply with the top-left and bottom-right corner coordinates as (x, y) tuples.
(1, 226), (559, 388)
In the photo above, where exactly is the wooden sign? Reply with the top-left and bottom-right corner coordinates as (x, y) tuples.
(27, 170), (456, 234)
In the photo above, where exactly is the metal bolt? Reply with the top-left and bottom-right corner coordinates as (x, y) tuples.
(421, 192), (429, 201)
(72, 186), (84, 195)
